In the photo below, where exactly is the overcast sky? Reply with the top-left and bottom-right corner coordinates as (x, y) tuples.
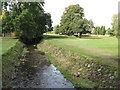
(44, 0), (119, 29)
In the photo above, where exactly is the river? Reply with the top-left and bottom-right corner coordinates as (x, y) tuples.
(13, 46), (74, 88)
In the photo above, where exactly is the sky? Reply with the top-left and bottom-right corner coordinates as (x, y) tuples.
(44, 0), (119, 29)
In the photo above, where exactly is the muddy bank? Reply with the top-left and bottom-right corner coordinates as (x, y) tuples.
(13, 46), (74, 88)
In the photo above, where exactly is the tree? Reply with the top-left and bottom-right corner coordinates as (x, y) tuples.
(2, 11), (14, 37)
(6, 2), (50, 44)
(111, 14), (118, 36)
(54, 25), (60, 34)
(1, 2), (14, 36)
(94, 26), (106, 35)
(72, 18), (91, 38)
(45, 13), (53, 32)
(2, 1), (52, 44)
(101, 26), (106, 35)
(60, 4), (84, 36)
(107, 28), (115, 36)
(60, 4), (92, 38)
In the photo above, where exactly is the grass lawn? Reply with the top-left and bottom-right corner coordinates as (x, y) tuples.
(43, 34), (118, 67)
(1, 37), (18, 54)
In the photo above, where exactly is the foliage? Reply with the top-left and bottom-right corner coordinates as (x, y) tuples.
(72, 18), (92, 37)
(106, 28), (115, 36)
(45, 13), (53, 32)
(59, 4), (94, 38)
(111, 14), (118, 36)
(93, 26), (106, 35)
(54, 25), (60, 34)
(0, 10), (5, 19)
(12, 2), (46, 39)
(60, 4), (83, 35)
(2, 2), (52, 44)
(2, 11), (14, 36)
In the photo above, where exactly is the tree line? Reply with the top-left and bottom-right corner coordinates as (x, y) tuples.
(1, 1), (52, 44)
(54, 4), (119, 38)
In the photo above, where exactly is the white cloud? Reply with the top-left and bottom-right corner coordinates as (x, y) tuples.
(44, 0), (119, 29)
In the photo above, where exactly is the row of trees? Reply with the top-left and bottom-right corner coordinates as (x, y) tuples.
(1, 1), (52, 44)
(92, 26), (106, 35)
(54, 4), (119, 37)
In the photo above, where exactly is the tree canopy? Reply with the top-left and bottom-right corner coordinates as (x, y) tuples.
(2, 1), (52, 44)
(59, 4), (93, 38)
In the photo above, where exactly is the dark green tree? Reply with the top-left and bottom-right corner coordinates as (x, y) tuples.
(10, 2), (49, 44)
(101, 26), (106, 35)
(45, 13), (53, 32)
(2, 11), (14, 37)
(2, 1), (52, 44)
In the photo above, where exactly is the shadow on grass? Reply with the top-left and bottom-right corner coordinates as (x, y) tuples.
(43, 35), (69, 40)
(80, 35), (101, 39)
(44, 34), (101, 40)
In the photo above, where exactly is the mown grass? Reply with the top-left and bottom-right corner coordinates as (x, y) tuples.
(43, 34), (118, 67)
(38, 34), (118, 88)
(1, 37), (18, 54)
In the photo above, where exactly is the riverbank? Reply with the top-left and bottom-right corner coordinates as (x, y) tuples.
(38, 34), (118, 88)
(2, 40), (24, 87)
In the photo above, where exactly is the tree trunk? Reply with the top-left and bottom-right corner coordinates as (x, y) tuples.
(78, 32), (82, 38)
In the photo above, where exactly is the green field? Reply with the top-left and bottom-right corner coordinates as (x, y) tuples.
(1, 37), (18, 54)
(44, 34), (118, 66)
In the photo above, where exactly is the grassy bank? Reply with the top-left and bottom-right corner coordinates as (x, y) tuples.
(2, 37), (24, 87)
(1, 37), (18, 54)
(38, 34), (118, 88)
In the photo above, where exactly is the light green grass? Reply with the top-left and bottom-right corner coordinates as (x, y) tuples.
(43, 34), (118, 67)
(1, 37), (18, 54)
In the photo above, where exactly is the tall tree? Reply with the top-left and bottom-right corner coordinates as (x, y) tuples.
(60, 4), (92, 38)
(8, 2), (49, 44)
(101, 26), (106, 35)
(45, 13), (53, 32)
(2, 1), (52, 44)
(60, 4), (84, 36)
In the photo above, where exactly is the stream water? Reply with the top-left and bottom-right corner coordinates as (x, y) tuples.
(13, 45), (74, 88)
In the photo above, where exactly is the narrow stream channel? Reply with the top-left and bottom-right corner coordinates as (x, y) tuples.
(13, 45), (74, 88)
